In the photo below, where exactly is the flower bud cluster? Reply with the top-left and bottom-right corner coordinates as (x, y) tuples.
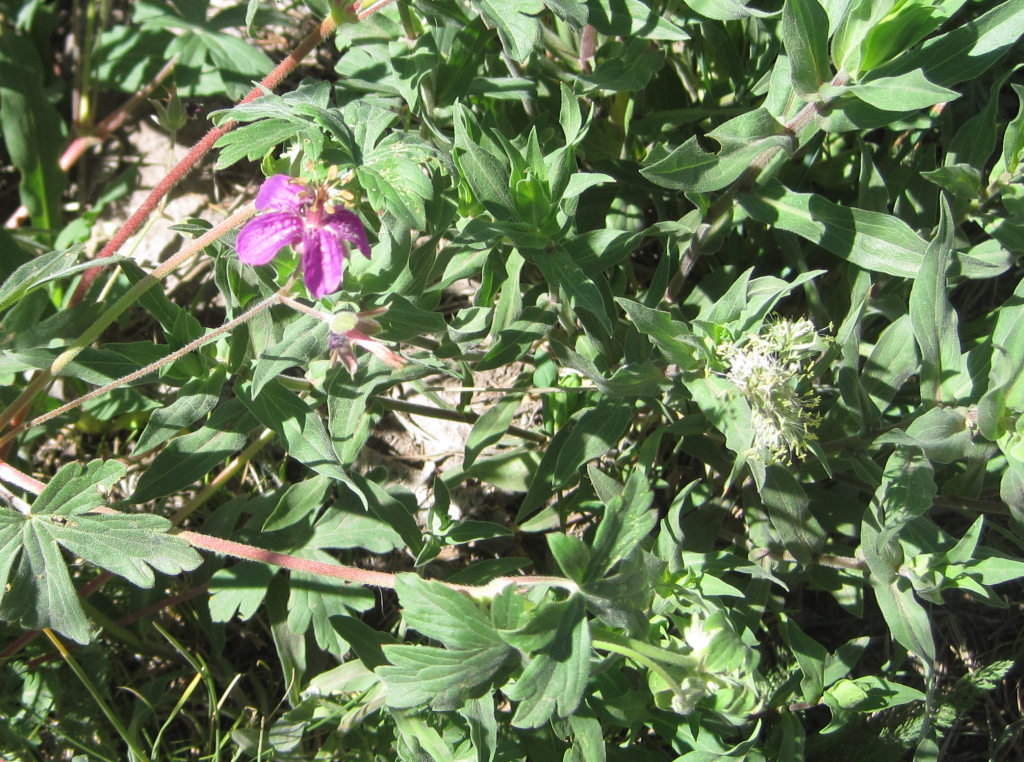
(718, 318), (830, 465)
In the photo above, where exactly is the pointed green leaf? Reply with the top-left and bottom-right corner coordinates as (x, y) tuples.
(825, 70), (958, 112)
(554, 399), (633, 483)
(0, 467), (202, 644)
(134, 370), (224, 456)
(252, 316), (328, 397)
(379, 642), (515, 711)
(238, 379), (351, 485)
(464, 394), (523, 469)
(642, 109), (792, 192)
(738, 181), (926, 277)
(782, 0), (832, 97)
(909, 197), (961, 402)
(472, 0), (543, 62)
(759, 466), (826, 565)
(209, 563), (277, 622)
(0, 247), (127, 314)
(132, 399), (258, 503)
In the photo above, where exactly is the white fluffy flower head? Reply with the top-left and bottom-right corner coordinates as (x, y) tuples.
(718, 318), (829, 465)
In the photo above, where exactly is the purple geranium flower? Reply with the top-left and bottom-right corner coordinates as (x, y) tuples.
(236, 174), (371, 299)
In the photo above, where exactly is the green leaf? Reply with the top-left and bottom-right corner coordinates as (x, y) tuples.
(0, 247), (127, 314)
(348, 472), (422, 554)
(876, 407), (976, 464)
(996, 84), (1024, 178)
(616, 298), (702, 370)
(358, 134), (439, 230)
(782, 0), (832, 98)
(474, 306), (557, 371)
(252, 316), (328, 397)
(822, 675), (925, 732)
(532, 249), (613, 335)
(875, 449), (937, 532)
(547, 534), (590, 586)
(583, 473), (656, 581)
(862, 314), (920, 413)
(288, 563), (375, 655)
(32, 460), (126, 516)
(379, 642), (515, 711)
(759, 466), (826, 565)
(823, 70), (958, 112)
(947, 68), (1016, 170)
(311, 496), (405, 554)
(739, 180), (927, 277)
(781, 616), (827, 703)
(262, 475), (332, 532)
(453, 106), (517, 220)
(581, 38), (665, 92)
(505, 594), (590, 727)
(873, 0), (1024, 88)
(379, 577), (515, 709)
(683, 0), (777, 20)
(214, 119), (305, 169)
(460, 696), (500, 762)
(831, 0), (899, 76)
(871, 576), (936, 665)
(329, 614), (398, 671)
(394, 574), (503, 650)
(978, 277), (1024, 439)
(0, 31), (66, 231)
(589, 0), (690, 39)
(464, 394), (523, 469)
(14, 343), (170, 387)
(0, 463), (202, 643)
(237, 379), (351, 485)
(921, 164), (983, 199)
(554, 399), (633, 483)
(909, 197), (962, 402)
(472, 0), (544, 62)
(687, 374), (754, 473)
(131, 399), (258, 503)
(133, 370), (224, 456)
(209, 563), (277, 622)
(641, 109), (792, 192)
(0, 515), (91, 644)
(559, 82), (585, 145)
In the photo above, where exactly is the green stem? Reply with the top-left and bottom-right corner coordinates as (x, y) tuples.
(591, 634), (689, 702)
(592, 625), (699, 671)
(4, 278), (282, 443)
(44, 629), (149, 762)
(0, 204), (255, 441)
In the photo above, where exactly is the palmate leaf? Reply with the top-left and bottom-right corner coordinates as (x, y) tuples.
(502, 594), (591, 728)
(0, 462), (202, 644)
(380, 642), (517, 711)
(378, 575), (517, 710)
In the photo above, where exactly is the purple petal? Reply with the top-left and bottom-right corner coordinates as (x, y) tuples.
(256, 175), (309, 213)
(322, 208), (372, 258)
(301, 228), (344, 299)
(236, 212), (302, 265)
